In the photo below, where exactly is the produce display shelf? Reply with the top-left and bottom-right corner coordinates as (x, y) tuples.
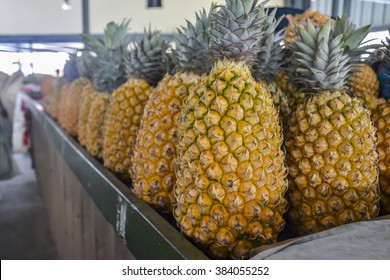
(27, 96), (390, 260)
(27, 97), (208, 260)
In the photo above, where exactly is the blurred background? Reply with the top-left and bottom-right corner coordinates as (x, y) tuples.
(0, 0), (389, 76)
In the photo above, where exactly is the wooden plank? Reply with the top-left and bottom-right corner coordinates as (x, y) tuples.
(81, 190), (97, 259)
(33, 130), (133, 260)
(94, 204), (115, 259)
(71, 174), (83, 259)
(114, 233), (136, 260)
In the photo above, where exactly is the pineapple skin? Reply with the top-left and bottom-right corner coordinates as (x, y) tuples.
(64, 77), (91, 137)
(349, 63), (380, 110)
(174, 60), (288, 259)
(78, 82), (94, 147)
(285, 91), (380, 235)
(49, 88), (61, 120)
(131, 73), (201, 212)
(275, 71), (305, 123)
(372, 99), (390, 213)
(58, 83), (70, 130)
(86, 92), (109, 159)
(103, 78), (153, 176)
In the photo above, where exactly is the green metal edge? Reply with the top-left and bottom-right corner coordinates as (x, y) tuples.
(28, 99), (208, 260)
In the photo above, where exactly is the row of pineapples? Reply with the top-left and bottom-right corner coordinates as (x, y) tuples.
(44, 0), (390, 259)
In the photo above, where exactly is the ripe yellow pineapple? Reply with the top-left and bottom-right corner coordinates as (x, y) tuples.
(103, 27), (169, 177)
(83, 20), (132, 159)
(372, 30), (390, 213)
(273, 70), (304, 122)
(285, 19), (379, 236)
(64, 77), (90, 137)
(86, 92), (109, 158)
(58, 83), (69, 128)
(78, 82), (94, 147)
(132, 73), (201, 210)
(62, 52), (95, 137)
(59, 54), (80, 131)
(373, 99), (390, 213)
(174, 0), (288, 259)
(349, 63), (380, 110)
(131, 8), (213, 211)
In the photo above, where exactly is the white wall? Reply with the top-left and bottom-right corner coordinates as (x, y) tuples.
(90, 0), (223, 34)
(90, 0), (285, 34)
(0, 0), (82, 34)
(0, 0), (284, 35)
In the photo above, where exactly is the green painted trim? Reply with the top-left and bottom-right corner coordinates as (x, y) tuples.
(28, 99), (208, 260)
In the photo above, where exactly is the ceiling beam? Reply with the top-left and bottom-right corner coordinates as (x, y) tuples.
(82, 0), (90, 34)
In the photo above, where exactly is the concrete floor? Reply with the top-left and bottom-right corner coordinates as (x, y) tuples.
(0, 153), (58, 259)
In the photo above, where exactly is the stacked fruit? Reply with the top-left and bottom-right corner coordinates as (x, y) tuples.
(83, 20), (132, 159)
(45, 0), (390, 259)
(103, 26), (170, 180)
(372, 29), (390, 213)
(132, 7), (215, 212)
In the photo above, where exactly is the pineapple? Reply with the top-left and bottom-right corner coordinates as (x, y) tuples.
(173, 0), (288, 259)
(277, 70), (289, 92)
(335, 14), (380, 110)
(252, 9), (305, 123)
(78, 82), (94, 147)
(276, 68), (306, 121)
(83, 20), (132, 159)
(349, 63), (380, 110)
(373, 99), (390, 213)
(59, 54), (80, 130)
(131, 8), (213, 211)
(372, 28), (390, 212)
(284, 10), (333, 44)
(86, 92), (109, 158)
(63, 52), (95, 137)
(252, 9), (288, 121)
(103, 27), (169, 178)
(58, 83), (70, 128)
(285, 19), (380, 236)
(64, 77), (90, 137)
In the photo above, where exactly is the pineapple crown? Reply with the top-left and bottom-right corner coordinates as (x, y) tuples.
(173, 4), (215, 75)
(331, 14), (371, 63)
(210, 0), (268, 64)
(125, 25), (170, 87)
(290, 20), (350, 92)
(75, 51), (96, 79)
(252, 8), (284, 83)
(63, 53), (80, 83)
(82, 19), (132, 93)
(290, 15), (373, 93)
